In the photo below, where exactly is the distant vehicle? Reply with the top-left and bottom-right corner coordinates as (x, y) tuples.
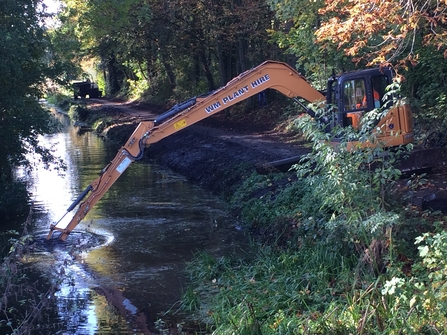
(72, 80), (102, 99)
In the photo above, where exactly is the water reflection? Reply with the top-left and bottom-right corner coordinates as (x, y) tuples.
(27, 110), (245, 333)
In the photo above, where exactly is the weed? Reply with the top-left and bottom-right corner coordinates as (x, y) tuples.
(46, 92), (72, 110)
(68, 104), (89, 121)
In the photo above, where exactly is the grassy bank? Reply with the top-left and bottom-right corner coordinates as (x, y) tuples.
(180, 111), (447, 334)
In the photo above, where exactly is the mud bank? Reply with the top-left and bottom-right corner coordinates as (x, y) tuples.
(146, 128), (278, 196)
(87, 103), (305, 200)
(75, 100), (447, 213)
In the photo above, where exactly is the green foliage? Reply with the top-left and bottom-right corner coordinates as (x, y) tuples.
(46, 92), (73, 110)
(266, 0), (353, 84)
(0, 214), (59, 334)
(0, 178), (29, 222)
(46, 23), (84, 86)
(126, 77), (150, 101)
(183, 222), (447, 334)
(179, 94), (447, 334)
(57, 0), (151, 96)
(0, 0), (67, 219)
(402, 47), (447, 138)
(229, 96), (408, 249)
(412, 231), (447, 313)
(293, 109), (404, 225)
(340, 227), (447, 334)
(57, 0), (281, 102)
(230, 173), (324, 246)
(183, 244), (358, 334)
(68, 104), (89, 121)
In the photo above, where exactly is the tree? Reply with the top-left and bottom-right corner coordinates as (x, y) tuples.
(313, 0), (447, 134)
(57, 0), (143, 94)
(0, 0), (63, 219)
(267, 0), (327, 70)
(57, 0), (280, 102)
(265, 0), (447, 133)
(315, 0), (447, 67)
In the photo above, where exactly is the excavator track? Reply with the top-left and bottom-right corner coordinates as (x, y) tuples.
(257, 146), (443, 175)
(395, 146), (443, 175)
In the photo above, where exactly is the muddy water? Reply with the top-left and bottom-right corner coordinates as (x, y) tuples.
(27, 112), (246, 334)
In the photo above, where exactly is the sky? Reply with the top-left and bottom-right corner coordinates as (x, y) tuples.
(41, 0), (62, 27)
(42, 0), (61, 14)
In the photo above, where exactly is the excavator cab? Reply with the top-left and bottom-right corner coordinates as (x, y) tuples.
(327, 68), (393, 130)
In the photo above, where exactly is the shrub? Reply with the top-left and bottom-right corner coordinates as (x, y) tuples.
(181, 92), (447, 334)
(0, 178), (29, 223)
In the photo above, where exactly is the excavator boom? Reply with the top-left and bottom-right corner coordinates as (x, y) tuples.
(47, 61), (325, 240)
(145, 60), (325, 145)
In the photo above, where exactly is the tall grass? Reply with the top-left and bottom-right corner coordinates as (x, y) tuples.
(180, 100), (447, 334)
(183, 219), (447, 334)
(184, 244), (358, 334)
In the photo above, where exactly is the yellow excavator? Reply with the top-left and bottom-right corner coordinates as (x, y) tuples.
(47, 60), (417, 240)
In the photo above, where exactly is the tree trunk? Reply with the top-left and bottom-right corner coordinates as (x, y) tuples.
(237, 38), (247, 73)
(106, 54), (121, 96)
(160, 53), (176, 89)
(198, 50), (215, 91)
(217, 38), (227, 87)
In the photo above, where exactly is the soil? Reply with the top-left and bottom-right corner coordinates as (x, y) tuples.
(81, 97), (447, 214)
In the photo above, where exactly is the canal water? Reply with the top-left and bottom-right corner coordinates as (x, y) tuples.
(24, 110), (246, 334)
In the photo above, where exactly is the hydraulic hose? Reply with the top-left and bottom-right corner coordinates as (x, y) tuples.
(124, 138), (146, 161)
(152, 91), (215, 126)
(154, 97), (197, 125)
(66, 185), (94, 212)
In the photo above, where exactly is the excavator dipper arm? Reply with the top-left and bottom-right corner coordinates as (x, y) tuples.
(47, 121), (155, 240)
(47, 61), (325, 240)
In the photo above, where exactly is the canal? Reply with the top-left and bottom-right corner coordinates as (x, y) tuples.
(25, 110), (246, 334)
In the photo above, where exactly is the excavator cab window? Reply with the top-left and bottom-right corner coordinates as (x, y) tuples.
(341, 73), (391, 129)
(370, 75), (389, 109)
(343, 79), (367, 111)
(343, 79), (366, 129)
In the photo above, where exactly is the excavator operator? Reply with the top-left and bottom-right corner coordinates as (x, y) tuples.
(350, 83), (382, 129)
(360, 88), (381, 109)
